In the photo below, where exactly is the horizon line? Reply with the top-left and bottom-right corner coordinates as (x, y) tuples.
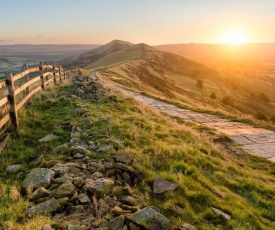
(1, 42), (275, 46)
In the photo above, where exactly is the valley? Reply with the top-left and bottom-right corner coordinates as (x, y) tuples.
(0, 44), (99, 80)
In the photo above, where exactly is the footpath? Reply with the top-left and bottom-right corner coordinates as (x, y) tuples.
(115, 88), (275, 162)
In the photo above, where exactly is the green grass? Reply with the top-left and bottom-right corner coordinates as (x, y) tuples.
(0, 84), (275, 229)
(138, 91), (275, 131)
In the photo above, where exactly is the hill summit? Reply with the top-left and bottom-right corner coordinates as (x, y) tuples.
(64, 39), (133, 68)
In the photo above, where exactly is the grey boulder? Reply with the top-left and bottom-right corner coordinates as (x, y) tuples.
(23, 168), (55, 189)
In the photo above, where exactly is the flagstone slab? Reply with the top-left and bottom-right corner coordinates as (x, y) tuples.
(242, 143), (275, 158)
(230, 135), (255, 145)
(243, 133), (275, 144)
(219, 128), (273, 136)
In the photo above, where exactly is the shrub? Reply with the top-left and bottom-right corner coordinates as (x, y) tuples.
(197, 79), (203, 89)
(221, 96), (232, 105)
(269, 116), (275, 123)
(210, 92), (217, 99)
(254, 111), (268, 121)
(258, 93), (270, 102)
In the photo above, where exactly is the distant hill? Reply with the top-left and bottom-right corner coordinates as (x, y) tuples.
(85, 42), (223, 104)
(155, 43), (275, 70)
(62, 40), (133, 68)
(84, 41), (275, 121)
(0, 44), (99, 54)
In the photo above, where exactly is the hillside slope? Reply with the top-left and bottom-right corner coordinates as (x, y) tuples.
(0, 77), (274, 229)
(62, 40), (133, 68)
(84, 42), (275, 123)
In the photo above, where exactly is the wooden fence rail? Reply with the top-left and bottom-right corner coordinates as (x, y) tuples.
(0, 61), (69, 136)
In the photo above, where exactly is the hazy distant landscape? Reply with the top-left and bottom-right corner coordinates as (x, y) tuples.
(0, 44), (98, 79)
(54, 40), (275, 123)
(2, 41), (275, 122)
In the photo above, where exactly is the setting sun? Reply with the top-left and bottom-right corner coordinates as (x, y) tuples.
(222, 30), (248, 45)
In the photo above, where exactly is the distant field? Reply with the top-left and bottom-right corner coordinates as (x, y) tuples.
(0, 44), (100, 80)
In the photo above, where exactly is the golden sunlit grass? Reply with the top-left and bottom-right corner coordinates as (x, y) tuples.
(83, 42), (275, 127)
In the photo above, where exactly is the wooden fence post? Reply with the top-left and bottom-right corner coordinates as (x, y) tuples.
(44, 61), (49, 81)
(7, 72), (19, 134)
(40, 61), (45, 90)
(64, 69), (66, 80)
(24, 63), (30, 95)
(59, 67), (62, 82)
(53, 64), (57, 84)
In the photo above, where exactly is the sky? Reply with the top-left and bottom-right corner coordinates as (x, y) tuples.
(1, 0), (275, 45)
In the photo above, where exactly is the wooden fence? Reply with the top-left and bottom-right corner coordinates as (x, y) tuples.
(0, 61), (69, 137)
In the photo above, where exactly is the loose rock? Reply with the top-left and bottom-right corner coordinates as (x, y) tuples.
(40, 224), (54, 230)
(153, 177), (178, 194)
(25, 198), (60, 216)
(116, 155), (134, 165)
(121, 196), (138, 206)
(129, 207), (171, 230)
(5, 164), (23, 174)
(38, 134), (59, 143)
(29, 187), (52, 201)
(179, 223), (198, 230)
(87, 178), (114, 197)
(211, 207), (231, 221)
(97, 145), (114, 153)
(108, 215), (124, 230)
(51, 163), (69, 176)
(90, 172), (103, 180)
(23, 168), (55, 189)
(53, 182), (75, 198)
(78, 193), (91, 203)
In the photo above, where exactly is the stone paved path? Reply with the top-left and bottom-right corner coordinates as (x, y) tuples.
(120, 89), (275, 162)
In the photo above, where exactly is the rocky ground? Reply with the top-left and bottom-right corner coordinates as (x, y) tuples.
(5, 74), (210, 230)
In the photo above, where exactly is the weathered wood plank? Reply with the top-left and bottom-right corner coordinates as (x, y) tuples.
(17, 85), (42, 111)
(13, 69), (30, 82)
(28, 66), (40, 73)
(0, 80), (6, 89)
(0, 96), (8, 107)
(43, 64), (53, 69)
(44, 79), (54, 85)
(59, 67), (62, 82)
(14, 76), (40, 96)
(0, 113), (10, 129)
(40, 62), (45, 90)
(43, 72), (53, 78)
(7, 72), (19, 133)
(53, 64), (56, 84)
(24, 64), (30, 95)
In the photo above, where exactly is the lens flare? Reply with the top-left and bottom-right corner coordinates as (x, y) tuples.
(222, 30), (248, 45)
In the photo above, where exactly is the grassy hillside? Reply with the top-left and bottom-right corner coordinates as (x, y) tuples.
(155, 43), (275, 72)
(63, 40), (133, 68)
(0, 80), (274, 229)
(83, 42), (275, 124)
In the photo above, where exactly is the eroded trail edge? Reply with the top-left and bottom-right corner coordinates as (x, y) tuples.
(113, 86), (275, 162)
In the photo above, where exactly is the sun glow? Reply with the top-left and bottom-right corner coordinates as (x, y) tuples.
(222, 30), (248, 45)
